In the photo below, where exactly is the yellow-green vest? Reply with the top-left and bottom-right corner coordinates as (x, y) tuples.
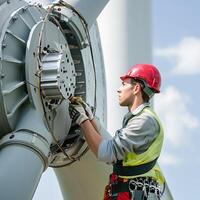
(120, 107), (165, 185)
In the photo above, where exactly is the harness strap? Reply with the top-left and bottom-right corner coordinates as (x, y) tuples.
(133, 190), (144, 200)
(147, 192), (159, 200)
(113, 158), (158, 176)
(112, 182), (129, 194)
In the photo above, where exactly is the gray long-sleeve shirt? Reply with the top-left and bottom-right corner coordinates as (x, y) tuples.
(98, 103), (160, 164)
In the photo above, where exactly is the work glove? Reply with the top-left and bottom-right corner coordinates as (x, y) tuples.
(81, 102), (94, 120)
(68, 103), (89, 125)
(69, 96), (94, 120)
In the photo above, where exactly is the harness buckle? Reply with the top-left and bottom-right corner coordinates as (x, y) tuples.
(129, 179), (137, 192)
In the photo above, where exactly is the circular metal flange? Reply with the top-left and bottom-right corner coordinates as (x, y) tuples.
(40, 21), (76, 100)
(25, 18), (76, 144)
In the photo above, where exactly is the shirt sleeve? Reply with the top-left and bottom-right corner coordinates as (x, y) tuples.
(98, 112), (160, 164)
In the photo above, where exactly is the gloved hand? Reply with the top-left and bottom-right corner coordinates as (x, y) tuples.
(69, 96), (94, 120)
(68, 103), (89, 125)
(81, 102), (94, 120)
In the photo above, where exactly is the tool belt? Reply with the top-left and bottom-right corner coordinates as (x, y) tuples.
(105, 159), (160, 199)
(110, 177), (161, 200)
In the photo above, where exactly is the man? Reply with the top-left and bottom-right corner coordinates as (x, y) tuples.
(69, 64), (164, 200)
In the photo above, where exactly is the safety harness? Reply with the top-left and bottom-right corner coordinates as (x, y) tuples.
(113, 158), (158, 177)
(110, 158), (160, 200)
(105, 107), (163, 200)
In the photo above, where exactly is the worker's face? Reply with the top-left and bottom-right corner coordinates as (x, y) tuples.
(117, 78), (136, 106)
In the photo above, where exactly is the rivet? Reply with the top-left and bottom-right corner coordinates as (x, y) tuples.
(12, 16), (18, 21)
(22, 7), (27, 12)
(9, 135), (15, 139)
(1, 74), (5, 78)
(2, 43), (7, 49)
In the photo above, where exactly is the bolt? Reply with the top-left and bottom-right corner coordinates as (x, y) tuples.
(9, 135), (15, 139)
(12, 16), (18, 21)
(81, 41), (89, 48)
(22, 7), (27, 12)
(2, 43), (7, 49)
(1, 74), (5, 78)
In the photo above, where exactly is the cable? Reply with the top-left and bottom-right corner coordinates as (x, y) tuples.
(48, 1), (98, 166)
(35, 2), (75, 162)
(33, 0), (99, 166)
(58, 0), (97, 114)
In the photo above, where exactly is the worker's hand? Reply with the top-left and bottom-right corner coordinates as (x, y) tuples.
(69, 96), (94, 120)
(82, 102), (94, 120)
(68, 103), (89, 125)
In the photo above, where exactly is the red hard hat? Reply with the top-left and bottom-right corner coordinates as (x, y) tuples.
(120, 64), (161, 93)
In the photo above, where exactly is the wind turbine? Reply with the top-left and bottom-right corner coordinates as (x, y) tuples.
(0, 0), (173, 199)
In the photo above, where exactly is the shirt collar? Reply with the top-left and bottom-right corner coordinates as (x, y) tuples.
(123, 103), (150, 127)
(131, 102), (150, 116)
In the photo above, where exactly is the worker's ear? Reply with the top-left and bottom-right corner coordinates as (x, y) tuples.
(133, 83), (141, 94)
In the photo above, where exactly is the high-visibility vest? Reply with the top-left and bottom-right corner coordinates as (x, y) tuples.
(120, 107), (165, 184)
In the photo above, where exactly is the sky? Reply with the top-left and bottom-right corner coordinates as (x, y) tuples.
(153, 0), (200, 199)
(33, 0), (200, 199)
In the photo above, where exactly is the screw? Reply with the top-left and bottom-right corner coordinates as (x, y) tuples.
(2, 43), (7, 49)
(1, 74), (5, 78)
(9, 135), (15, 139)
(12, 16), (18, 21)
(22, 7), (27, 12)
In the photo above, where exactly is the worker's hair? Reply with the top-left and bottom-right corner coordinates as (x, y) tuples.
(131, 79), (150, 103)
(141, 89), (150, 103)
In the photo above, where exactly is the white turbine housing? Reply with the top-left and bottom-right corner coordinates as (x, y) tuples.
(0, 0), (173, 199)
(0, 0), (109, 199)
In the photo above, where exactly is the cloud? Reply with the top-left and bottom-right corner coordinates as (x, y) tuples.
(154, 86), (199, 167)
(154, 37), (200, 74)
(159, 152), (180, 166)
(154, 86), (199, 147)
